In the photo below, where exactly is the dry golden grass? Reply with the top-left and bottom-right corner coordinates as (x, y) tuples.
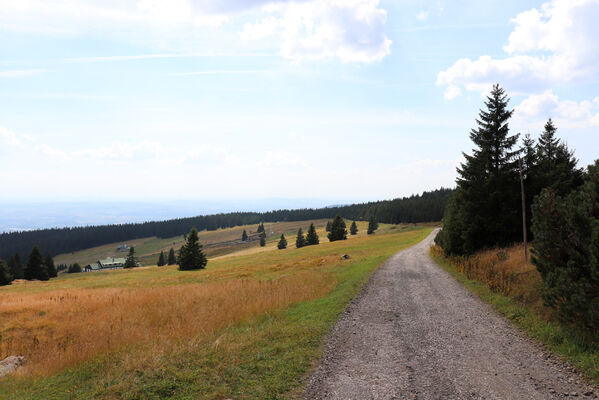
(431, 244), (544, 307)
(0, 270), (335, 376)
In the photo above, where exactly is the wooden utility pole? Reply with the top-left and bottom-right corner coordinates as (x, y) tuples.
(519, 158), (528, 262)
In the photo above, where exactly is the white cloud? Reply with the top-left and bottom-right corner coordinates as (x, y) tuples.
(0, 69), (46, 78)
(437, 0), (599, 97)
(0, 126), (22, 147)
(443, 85), (461, 100)
(240, 0), (391, 63)
(416, 11), (429, 21)
(514, 90), (599, 129)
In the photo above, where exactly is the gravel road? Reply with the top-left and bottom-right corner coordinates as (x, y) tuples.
(302, 229), (598, 400)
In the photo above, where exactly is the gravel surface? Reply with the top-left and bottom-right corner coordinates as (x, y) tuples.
(303, 229), (598, 400)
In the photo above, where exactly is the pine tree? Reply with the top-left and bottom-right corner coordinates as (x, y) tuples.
(67, 263), (82, 273)
(277, 234), (287, 249)
(437, 84), (521, 255)
(257, 223), (265, 233)
(25, 246), (49, 281)
(167, 248), (177, 265)
(44, 255), (57, 278)
(531, 160), (599, 329)
(7, 253), (24, 280)
(296, 228), (306, 248)
(259, 231), (266, 247)
(325, 221), (332, 232)
(0, 260), (13, 286)
(178, 228), (207, 270)
(305, 223), (319, 245)
(157, 250), (166, 266)
(328, 215), (347, 242)
(350, 221), (358, 235)
(124, 247), (138, 269)
(367, 217), (378, 235)
(242, 229), (248, 241)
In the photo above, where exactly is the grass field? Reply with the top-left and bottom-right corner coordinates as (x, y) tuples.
(0, 223), (433, 399)
(430, 245), (599, 385)
(52, 219), (333, 268)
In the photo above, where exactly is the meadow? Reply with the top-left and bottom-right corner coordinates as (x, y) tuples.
(0, 222), (432, 399)
(53, 219), (331, 267)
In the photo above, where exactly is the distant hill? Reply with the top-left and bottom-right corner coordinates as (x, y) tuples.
(0, 188), (453, 260)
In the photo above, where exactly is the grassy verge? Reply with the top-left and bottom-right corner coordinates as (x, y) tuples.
(430, 249), (599, 385)
(0, 226), (432, 399)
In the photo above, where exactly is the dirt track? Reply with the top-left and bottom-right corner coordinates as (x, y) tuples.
(303, 229), (598, 400)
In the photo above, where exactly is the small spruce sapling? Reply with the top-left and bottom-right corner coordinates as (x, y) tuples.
(350, 221), (358, 235)
(277, 234), (287, 249)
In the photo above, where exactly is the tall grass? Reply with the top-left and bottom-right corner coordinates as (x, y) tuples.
(0, 271), (335, 376)
(430, 244), (544, 308)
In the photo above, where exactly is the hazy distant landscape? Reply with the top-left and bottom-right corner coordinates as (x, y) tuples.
(0, 198), (350, 232)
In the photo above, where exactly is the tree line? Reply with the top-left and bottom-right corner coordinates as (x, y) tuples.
(0, 189), (452, 261)
(435, 84), (597, 329)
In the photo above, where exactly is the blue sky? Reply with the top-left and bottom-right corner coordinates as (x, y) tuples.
(1, 0), (598, 204)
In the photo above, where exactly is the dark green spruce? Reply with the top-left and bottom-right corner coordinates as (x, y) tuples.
(45, 255), (57, 278)
(0, 260), (13, 286)
(328, 215), (347, 242)
(436, 84), (521, 255)
(296, 228), (306, 248)
(367, 217), (378, 235)
(178, 228), (207, 270)
(277, 234), (287, 250)
(305, 223), (319, 245)
(157, 250), (166, 266)
(531, 160), (599, 329)
(167, 248), (177, 265)
(124, 247), (138, 269)
(350, 221), (358, 235)
(7, 253), (24, 280)
(259, 231), (266, 247)
(24, 245), (49, 281)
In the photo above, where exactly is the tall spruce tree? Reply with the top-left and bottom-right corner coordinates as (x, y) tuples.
(257, 223), (265, 233)
(305, 223), (319, 245)
(350, 221), (358, 235)
(242, 229), (248, 241)
(437, 84), (521, 255)
(277, 234), (287, 249)
(157, 250), (166, 266)
(328, 215), (347, 242)
(7, 253), (24, 280)
(44, 255), (57, 278)
(536, 118), (583, 197)
(167, 247), (177, 265)
(124, 247), (138, 269)
(296, 228), (306, 248)
(178, 228), (207, 270)
(367, 217), (378, 235)
(24, 246), (49, 281)
(0, 260), (13, 286)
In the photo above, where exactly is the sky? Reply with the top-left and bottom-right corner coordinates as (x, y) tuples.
(1, 0), (598, 209)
